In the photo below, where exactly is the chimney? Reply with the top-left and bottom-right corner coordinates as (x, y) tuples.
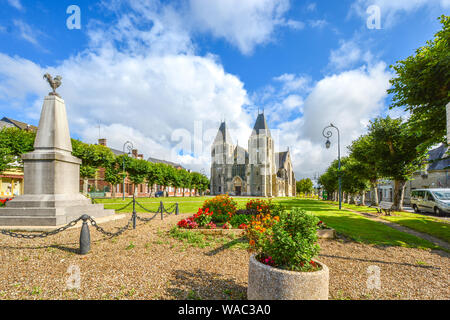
(132, 149), (138, 158)
(98, 138), (107, 146)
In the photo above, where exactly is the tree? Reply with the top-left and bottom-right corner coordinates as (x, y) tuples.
(340, 156), (370, 205)
(388, 15), (450, 146)
(368, 117), (429, 210)
(348, 134), (382, 205)
(0, 127), (35, 172)
(296, 178), (314, 195)
(72, 140), (115, 194)
(103, 157), (123, 198)
(126, 158), (149, 196)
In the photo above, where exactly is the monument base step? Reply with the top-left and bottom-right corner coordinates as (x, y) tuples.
(0, 206), (116, 226)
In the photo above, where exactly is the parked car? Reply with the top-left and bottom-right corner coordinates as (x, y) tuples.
(155, 190), (164, 197)
(410, 188), (450, 216)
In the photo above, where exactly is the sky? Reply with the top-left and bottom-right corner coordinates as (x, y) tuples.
(0, 0), (449, 179)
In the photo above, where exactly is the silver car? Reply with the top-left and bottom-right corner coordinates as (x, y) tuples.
(410, 188), (450, 216)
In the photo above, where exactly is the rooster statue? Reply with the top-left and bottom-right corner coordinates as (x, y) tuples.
(43, 73), (62, 97)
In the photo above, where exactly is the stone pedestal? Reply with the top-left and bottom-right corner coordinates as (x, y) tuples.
(0, 95), (115, 226)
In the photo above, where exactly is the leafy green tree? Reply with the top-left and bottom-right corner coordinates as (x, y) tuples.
(348, 134), (382, 205)
(72, 139), (115, 194)
(0, 127), (35, 172)
(296, 178), (314, 195)
(368, 117), (429, 210)
(103, 157), (123, 198)
(126, 158), (149, 196)
(388, 15), (450, 146)
(340, 156), (370, 205)
(145, 162), (160, 196)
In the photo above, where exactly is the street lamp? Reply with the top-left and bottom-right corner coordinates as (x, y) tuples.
(322, 123), (342, 210)
(122, 141), (134, 201)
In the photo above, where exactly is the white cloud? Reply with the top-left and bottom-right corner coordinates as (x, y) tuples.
(351, 0), (450, 27)
(187, 0), (297, 55)
(13, 20), (40, 46)
(328, 40), (373, 71)
(7, 0), (23, 10)
(309, 19), (327, 29)
(273, 63), (392, 177)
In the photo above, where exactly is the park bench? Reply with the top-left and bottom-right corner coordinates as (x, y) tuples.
(371, 201), (394, 216)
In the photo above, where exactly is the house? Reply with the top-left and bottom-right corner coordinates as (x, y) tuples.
(0, 117), (37, 198)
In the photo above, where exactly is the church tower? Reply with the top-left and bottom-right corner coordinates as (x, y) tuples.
(247, 112), (275, 196)
(210, 121), (234, 194)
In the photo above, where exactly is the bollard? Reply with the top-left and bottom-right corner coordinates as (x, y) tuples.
(175, 203), (179, 215)
(132, 195), (136, 229)
(160, 201), (164, 220)
(79, 214), (91, 255)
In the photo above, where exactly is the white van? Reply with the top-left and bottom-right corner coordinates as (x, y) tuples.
(410, 188), (450, 216)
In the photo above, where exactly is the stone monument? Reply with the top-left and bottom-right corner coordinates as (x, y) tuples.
(0, 74), (115, 226)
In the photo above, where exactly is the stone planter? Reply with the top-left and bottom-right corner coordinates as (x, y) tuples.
(247, 254), (329, 300)
(317, 228), (336, 239)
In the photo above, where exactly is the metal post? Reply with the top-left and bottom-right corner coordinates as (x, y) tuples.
(175, 203), (179, 215)
(160, 201), (164, 220)
(132, 194), (136, 229)
(79, 215), (90, 255)
(323, 123), (342, 210)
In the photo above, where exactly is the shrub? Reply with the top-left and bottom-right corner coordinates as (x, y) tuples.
(202, 194), (237, 223)
(247, 208), (321, 272)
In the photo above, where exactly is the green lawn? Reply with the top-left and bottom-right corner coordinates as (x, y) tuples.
(325, 201), (450, 243)
(98, 196), (444, 251)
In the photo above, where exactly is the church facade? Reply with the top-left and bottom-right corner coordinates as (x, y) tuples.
(210, 113), (296, 197)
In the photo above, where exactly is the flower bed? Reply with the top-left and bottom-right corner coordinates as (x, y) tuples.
(0, 198), (12, 207)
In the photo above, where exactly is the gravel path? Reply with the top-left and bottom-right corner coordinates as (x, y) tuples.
(0, 213), (448, 300)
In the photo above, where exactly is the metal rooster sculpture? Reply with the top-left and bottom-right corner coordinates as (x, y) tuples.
(43, 73), (62, 97)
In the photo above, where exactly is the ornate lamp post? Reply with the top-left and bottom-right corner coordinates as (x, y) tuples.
(322, 124), (342, 210)
(122, 141), (134, 201)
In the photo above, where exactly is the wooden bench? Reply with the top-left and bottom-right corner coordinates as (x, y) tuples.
(371, 201), (394, 215)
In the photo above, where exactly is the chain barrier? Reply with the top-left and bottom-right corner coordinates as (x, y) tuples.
(0, 217), (83, 239)
(134, 200), (160, 214)
(88, 216), (133, 237)
(0, 197), (179, 254)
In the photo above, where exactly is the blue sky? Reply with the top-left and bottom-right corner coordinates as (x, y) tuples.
(0, 0), (449, 177)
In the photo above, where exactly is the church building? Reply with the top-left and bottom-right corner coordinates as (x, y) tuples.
(210, 112), (296, 197)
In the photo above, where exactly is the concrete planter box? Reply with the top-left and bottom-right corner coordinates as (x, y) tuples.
(317, 228), (336, 239)
(247, 254), (329, 300)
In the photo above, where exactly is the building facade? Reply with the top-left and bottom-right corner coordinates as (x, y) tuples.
(0, 117), (37, 198)
(210, 113), (296, 197)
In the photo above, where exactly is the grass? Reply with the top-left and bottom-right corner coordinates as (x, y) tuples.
(326, 201), (450, 243)
(276, 199), (442, 250)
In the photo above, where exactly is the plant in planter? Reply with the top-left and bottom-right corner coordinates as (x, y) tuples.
(246, 208), (329, 300)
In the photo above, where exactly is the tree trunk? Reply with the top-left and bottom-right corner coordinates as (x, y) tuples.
(370, 180), (379, 206)
(360, 191), (366, 206)
(134, 184), (138, 197)
(349, 194), (356, 204)
(111, 183), (116, 198)
(392, 180), (406, 212)
(83, 178), (88, 195)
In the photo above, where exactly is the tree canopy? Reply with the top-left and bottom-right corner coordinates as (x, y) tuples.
(388, 15), (450, 146)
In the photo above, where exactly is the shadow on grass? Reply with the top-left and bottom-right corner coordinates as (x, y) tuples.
(166, 269), (247, 300)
